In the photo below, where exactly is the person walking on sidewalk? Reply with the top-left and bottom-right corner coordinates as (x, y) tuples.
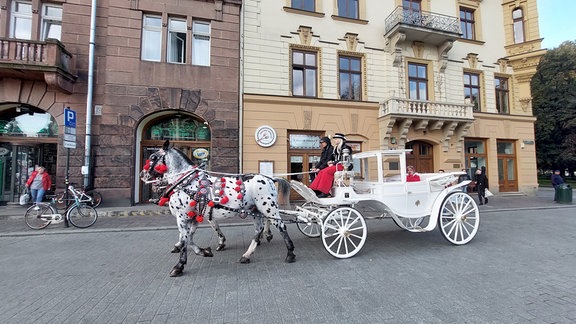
(475, 167), (489, 205)
(25, 166), (52, 204)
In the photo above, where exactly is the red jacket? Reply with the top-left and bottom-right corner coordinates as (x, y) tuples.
(26, 171), (52, 190)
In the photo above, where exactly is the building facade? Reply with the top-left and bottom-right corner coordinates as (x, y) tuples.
(0, 0), (242, 205)
(242, 0), (546, 196)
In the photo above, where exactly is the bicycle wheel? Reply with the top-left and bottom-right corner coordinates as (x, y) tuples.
(87, 191), (102, 208)
(25, 203), (56, 230)
(67, 204), (98, 228)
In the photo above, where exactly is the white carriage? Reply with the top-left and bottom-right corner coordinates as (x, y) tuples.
(281, 149), (479, 259)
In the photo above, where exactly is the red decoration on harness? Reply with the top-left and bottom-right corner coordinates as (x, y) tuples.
(236, 180), (242, 185)
(220, 196), (229, 204)
(158, 196), (170, 207)
(221, 178), (226, 182)
(143, 160), (151, 171)
(154, 163), (168, 174)
(237, 194), (243, 200)
(187, 211), (196, 218)
(208, 200), (215, 207)
(196, 215), (204, 223)
(234, 186), (241, 192)
(221, 183), (226, 188)
(189, 200), (197, 207)
(219, 190), (224, 196)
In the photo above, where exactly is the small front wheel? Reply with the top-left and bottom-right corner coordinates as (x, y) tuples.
(296, 202), (323, 238)
(67, 204), (98, 228)
(322, 207), (367, 259)
(25, 203), (56, 230)
(438, 191), (479, 245)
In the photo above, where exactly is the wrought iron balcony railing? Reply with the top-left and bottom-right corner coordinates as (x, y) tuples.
(385, 7), (460, 35)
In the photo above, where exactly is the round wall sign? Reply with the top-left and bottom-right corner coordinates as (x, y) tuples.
(255, 125), (277, 147)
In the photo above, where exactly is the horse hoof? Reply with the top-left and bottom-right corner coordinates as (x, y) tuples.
(285, 252), (296, 263)
(216, 244), (226, 251)
(170, 267), (183, 277)
(202, 247), (213, 257)
(239, 257), (250, 264)
(170, 246), (181, 253)
(266, 234), (273, 242)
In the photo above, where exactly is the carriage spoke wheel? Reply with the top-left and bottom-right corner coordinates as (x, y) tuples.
(438, 192), (479, 245)
(296, 202), (325, 238)
(322, 207), (367, 259)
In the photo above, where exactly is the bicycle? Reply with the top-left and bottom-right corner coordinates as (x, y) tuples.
(53, 184), (102, 208)
(25, 184), (98, 229)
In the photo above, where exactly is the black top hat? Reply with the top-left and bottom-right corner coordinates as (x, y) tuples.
(332, 133), (346, 140)
(319, 136), (331, 144)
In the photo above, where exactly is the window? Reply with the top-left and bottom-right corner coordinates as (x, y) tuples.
(10, 1), (33, 40)
(141, 15), (162, 62)
(41, 4), (63, 41)
(408, 63), (428, 100)
(403, 0), (421, 13)
(464, 72), (481, 112)
(460, 7), (475, 40)
(167, 18), (187, 64)
(292, 0), (315, 11)
(192, 21), (210, 66)
(512, 8), (525, 43)
(292, 50), (317, 97)
(495, 77), (509, 114)
(339, 56), (362, 100)
(337, 0), (358, 19)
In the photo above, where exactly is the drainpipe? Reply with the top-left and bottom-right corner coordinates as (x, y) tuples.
(238, 2), (244, 172)
(83, 0), (97, 188)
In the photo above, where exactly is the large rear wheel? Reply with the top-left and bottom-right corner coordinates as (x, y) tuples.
(438, 192), (479, 245)
(322, 207), (367, 259)
(67, 204), (98, 228)
(25, 203), (56, 230)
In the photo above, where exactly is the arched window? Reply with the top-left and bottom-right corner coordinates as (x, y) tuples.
(144, 116), (210, 141)
(512, 8), (525, 44)
(0, 106), (58, 138)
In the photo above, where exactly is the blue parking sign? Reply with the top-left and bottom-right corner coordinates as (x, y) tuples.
(64, 108), (76, 128)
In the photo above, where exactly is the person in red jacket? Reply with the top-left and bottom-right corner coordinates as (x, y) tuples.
(26, 166), (52, 204)
(406, 165), (421, 182)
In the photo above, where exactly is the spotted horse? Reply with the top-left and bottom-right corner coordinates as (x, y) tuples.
(140, 140), (296, 277)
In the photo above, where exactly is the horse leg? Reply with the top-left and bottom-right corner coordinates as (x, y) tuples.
(239, 217), (265, 264)
(258, 218), (273, 244)
(271, 217), (296, 263)
(170, 217), (190, 277)
(208, 219), (227, 251)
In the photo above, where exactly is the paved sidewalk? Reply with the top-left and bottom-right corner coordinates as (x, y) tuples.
(1, 187), (573, 236)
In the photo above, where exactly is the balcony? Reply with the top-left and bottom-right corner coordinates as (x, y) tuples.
(0, 38), (77, 94)
(379, 98), (474, 152)
(384, 7), (461, 47)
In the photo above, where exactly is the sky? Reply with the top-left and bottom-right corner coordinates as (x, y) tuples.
(537, 0), (576, 49)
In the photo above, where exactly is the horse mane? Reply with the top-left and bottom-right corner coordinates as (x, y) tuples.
(169, 147), (195, 167)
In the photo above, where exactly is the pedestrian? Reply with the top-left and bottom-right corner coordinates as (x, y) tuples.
(457, 169), (471, 192)
(309, 133), (352, 198)
(310, 136), (333, 182)
(551, 169), (564, 201)
(475, 167), (488, 205)
(25, 166), (52, 204)
(406, 165), (421, 182)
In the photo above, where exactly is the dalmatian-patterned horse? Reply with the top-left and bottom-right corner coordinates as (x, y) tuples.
(140, 140), (296, 277)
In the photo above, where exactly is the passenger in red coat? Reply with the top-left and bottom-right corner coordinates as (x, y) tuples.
(406, 165), (421, 182)
(309, 133), (351, 198)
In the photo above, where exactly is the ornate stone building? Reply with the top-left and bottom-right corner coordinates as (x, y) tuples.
(0, 0), (242, 205)
(241, 0), (546, 195)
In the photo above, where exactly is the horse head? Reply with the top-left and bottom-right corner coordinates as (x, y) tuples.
(140, 140), (198, 190)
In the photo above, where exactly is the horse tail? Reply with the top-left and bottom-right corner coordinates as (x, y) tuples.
(274, 177), (291, 206)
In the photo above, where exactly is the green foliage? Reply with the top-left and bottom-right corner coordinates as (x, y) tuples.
(532, 40), (576, 175)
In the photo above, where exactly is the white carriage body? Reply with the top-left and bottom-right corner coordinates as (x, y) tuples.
(286, 149), (478, 259)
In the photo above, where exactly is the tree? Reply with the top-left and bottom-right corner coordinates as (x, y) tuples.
(532, 40), (576, 177)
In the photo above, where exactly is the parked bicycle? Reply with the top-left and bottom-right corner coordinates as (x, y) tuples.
(25, 184), (98, 229)
(53, 184), (102, 208)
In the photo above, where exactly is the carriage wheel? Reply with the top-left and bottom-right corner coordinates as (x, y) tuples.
(438, 192), (479, 245)
(296, 202), (323, 238)
(322, 207), (367, 259)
